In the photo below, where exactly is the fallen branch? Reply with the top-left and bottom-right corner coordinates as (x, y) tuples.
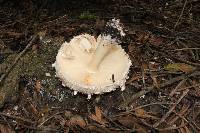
(174, 0), (188, 29)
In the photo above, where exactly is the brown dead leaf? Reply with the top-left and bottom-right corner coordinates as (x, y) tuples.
(136, 32), (150, 44)
(40, 105), (50, 114)
(152, 75), (159, 88)
(142, 63), (148, 70)
(68, 115), (86, 128)
(149, 35), (163, 46)
(188, 80), (200, 97)
(134, 108), (156, 119)
(117, 115), (147, 133)
(178, 120), (192, 133)
(64, 111), (73, 118)
(29, 102), (38, 116)
(32, 44), (39, 53)
(89, 106), (108, 126)
(0, 124), (14, 133)
(179, 126), (192, 133)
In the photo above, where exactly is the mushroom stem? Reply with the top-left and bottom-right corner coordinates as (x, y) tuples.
(88, 39), (112, 72)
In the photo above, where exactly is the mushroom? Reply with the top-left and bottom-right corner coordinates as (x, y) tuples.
(53, 19), (132, 99)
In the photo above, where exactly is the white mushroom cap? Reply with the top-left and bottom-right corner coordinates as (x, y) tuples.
(54, 33), (131, 98)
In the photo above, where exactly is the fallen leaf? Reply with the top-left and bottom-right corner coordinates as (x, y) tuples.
(64, 111), (73, 118)
(188, 80), (200, 97)
(134, 108), (157, 119)
(89, 106), (108, 126)
(29, 102), (38, 116)
(68, 115), (86, 128)
(136, 32), (150, 44)
(152, 76), (159, 88)
(149, 35), (163, 46)
(164, 63), (194, 73)
(0, 124), (14, 133)
(117, 115), (147, 133)
(40, 105), (50, 114)
(179, 126), (192, 133)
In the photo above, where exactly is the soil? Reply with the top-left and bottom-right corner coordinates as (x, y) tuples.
(0, 0), (200, 132)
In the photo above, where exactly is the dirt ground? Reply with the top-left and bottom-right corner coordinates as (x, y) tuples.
(0, 0), (200, 132)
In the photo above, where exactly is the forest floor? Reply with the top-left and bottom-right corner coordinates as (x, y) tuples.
(0, 0), (200, 132)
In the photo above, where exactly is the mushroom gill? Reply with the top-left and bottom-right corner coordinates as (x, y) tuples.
(53, 19), (132, 99)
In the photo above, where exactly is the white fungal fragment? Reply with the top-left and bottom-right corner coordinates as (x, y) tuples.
(107, 18), (125, 37)
(52, 63), (55, 67)
(87, 94), (91, 99)
(45, 73), (51, 77)
(74, 91), (78, 95)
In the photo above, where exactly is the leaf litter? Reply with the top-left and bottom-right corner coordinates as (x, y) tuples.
(0, 0), (200, 132)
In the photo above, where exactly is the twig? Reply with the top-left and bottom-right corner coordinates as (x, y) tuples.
(160, 104), (189, 125)
(38, 111), (64, 127)
(112, 102), (175, 118)
(102, 113), (127, 130)
(45, 15), (68, 25)
(0, 112), (35, 124)
(168, 104), (190, 125)
(120, 69), (200, 109)
(153, 89), (189, 128)
(0, 34), (38, 83)
(177, 83), (200, 91)
(22, 124), (59, 131)
(156, 45), (200, 67)
(158, 122), (187, 131)
(169, 79), (186, 97)
(174, 0), (188, 29)
(0, 114), (13, 130)
(178, 41), (196, 60)
(141, 67), (147, 90)
(169, 48), (200, 51)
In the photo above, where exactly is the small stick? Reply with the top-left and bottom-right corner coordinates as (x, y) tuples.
(153, 89), (189, 128)
(168, 104), (190, 125)
(169, 48), (200, 51)
(0, 34), (38, 83)
(169, 79), (186, 97)
(38, 111), (64, 127)
(174, 0), (188, 29)
(0, 112), (35, 124)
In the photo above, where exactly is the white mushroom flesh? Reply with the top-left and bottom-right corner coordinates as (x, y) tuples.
(54, 34), (131, 96)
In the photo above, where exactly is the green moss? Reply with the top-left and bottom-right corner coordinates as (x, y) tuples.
(79, 11), (96, 20)
(0, 38), (63, 107)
